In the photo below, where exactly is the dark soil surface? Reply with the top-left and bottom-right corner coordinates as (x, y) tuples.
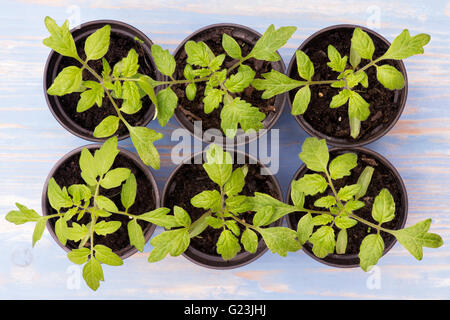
(53, 31), (156, 137)
(287, 149), (406, 259)
(46, 149), (156, 253)
(173, 26), (278, 133)
(164, 155), (281, 256)
(289, 28), (405, 142)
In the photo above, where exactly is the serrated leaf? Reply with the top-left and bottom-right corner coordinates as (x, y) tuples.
(118, 49), (139, 77)
(297, 213), (314, 245)
(220, 97), (265, 138)
(330, 89), (351, 109)
(309, 226), (335, 258)
(225, 65), (255, 93)
(6, 203), (41, 225)
(151, 44), (175, 76)
(345, 200), (365, 211)
(85, 25), (110, 61)
(55, 217), (68, 245)
(329, 153), (358, 180)
(312, 213), (334, 225)
(253, 206), (274, 227)
(203, 88), (224, 114)
(77, 82), (104, 112)
(32, 219), (46, 247)
(66, 222), (89, 241)
(43, 17), (78, 59)
(335, 216), (357, 229)
(359, 233), (384, 271)
(93, 115), (119, 138)
(294, 174), (328, 196)
(47, 178), (73, 211)
(291, 85), (311, 115)
(372, 188), (395, 224)
(290, 180), (305, 208)
(67, 248), (90, 265)
(100, 168), (131, 189)
(83, 258), (104, 291)
(295, 50), (314, 81)
(121, 81), (142, 115)
(251, 192), (297, 224)
(121, 173), (137, 210)
(185, 40), (213, 67)
(381, 29), (430, 60)
(128, 218), (145, 252)
(95, 196), (118, 213)
(258, 227), (301, 257)
(94, 244), (123, 266)
(376, 65), (405, 90)
(314, 196), (336, 209)
(174, 205), (191, 227)
(148, 228), (190, 262)
(241, 228), (258, 253)
(156, 86), (178, 127)
(209, 54), (225, 71)
(327, 45), (347, 73)
(191, 190), (222, 213)
(252, 69), (304, 99)
(222, 33), (242, 60)
(93, 136), (119, 176)
(47, 66), (83, 96)
(138, 208), (177, 228)
(298, 137), (329, 173)
(94, 220), (121, 236)
(216, 229), (241, 260)
(224, 166), (247, 197)
(248, 25), (296, 61)
(202, 144), (233, 187)
(128, 126), (163, 169)
(351, 28), (375, 60)
(338, 184), (361, 201)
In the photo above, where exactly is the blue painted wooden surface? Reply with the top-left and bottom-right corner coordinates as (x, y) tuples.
(0, 0), (449, 299)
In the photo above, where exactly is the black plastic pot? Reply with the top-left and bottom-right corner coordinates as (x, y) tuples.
(286, 147), (408, 267)
(44, 20), (163, 142)
(172, 23), (287, 146)
(161, 149), (283, 269)
(287, 24), (408, 147)
(41, 144), (160, 260)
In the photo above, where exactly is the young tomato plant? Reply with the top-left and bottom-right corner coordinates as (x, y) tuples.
(5, 137), (172, 291)
(253, 28), (430, 138)
(147, 144), (302, 263)
(290, 137), (443, 270)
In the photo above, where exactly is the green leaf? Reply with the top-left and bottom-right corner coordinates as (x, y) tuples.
(224, 166), (247, 197)
(376, 65), (405, 90)
(95, 196), (118, 213)
(121, 173), (137, 210)
(349, 116), (361, 140)
(83, 258), (104, 291)
(312, 214), (334, 225)
(295, 50), (314, 81)
(93, 136), (119, 175)
(206, 216), (224, 229)
(77, 82), (104, 112)
(185, 40), (214, 67)
(335, 216), (357, 229)
(94, 221), (121, 236)
(297, 213), (314, 245)
(330, 89), (351, 109)
(225, 220), (240, 236)
(136, 75), (159, 111)
(128, 218), (145, 252)
(185, 83), (197, 101)
(355, 166), (374, 200)
(329, 153), (357, 180)
(348, 91), (370, 121)
(148, 228), (190, 262)
(381, 29), (430, 60)
(121, 81), (142, 115)
(226, 195), (254, 214)
(47, 66), (83, 96)
(191, 190), (222, 213)
(32, 219), (46, 247)
(216, 229), (241, 260)
(118, 49), (139, 77)
(138, 208), (177, 228)
(209, 54), (226, 71)
(291, 85), (311, 115)
(345, 200), (365, 211)
(225, 65), (255, 93)
(91, 208), (112, 218)
(351, 28), (375, 60)
(251, 192), (297, 224)
(67, 248), (90, 265)
(337, 184), (361, 201)
(66, 222), (89, 241)
(47, 178), (72, 211)
(80, 148), (97, 186)
(392, 219), (443, 260)
(55, 217), (68, 245)
(248, 25), (296, 61)
(359, 233), (384, 271)
(202, 144), (233, 187)
(85, 25), (110, 61)
(336, 229), (348, 254)
(327, 45), (347, 73)
(94, 245), (123, 266)
(203, 88), (224, 114)
(174, 205), (191, 228)
(294, 174), (328, 196)
(314, 196), (336, 209)
(151, 44), (176, 76)
(290, 180), (305, 208)
(241, 228), (258, 253)
(43, 17), (78, 59)
(309, 226), (335, 258)
(156, 87), (178, 127)
(349, 45), (361, 69)
(299, 137), (329, 173)
(220, 97), (265, 138)
(252, 69), (303, 99)
(372, 188), (395, 224)
(128, 126), (163, 169)
(253, 206), (274, 227)
(6, 203), (41, 225)
(100, 168), (131, 189)
(258, 227), (301, 257)
(189, 212), (211, 238)
(222, 33), (242, 60)
(93, 115), (119, 138)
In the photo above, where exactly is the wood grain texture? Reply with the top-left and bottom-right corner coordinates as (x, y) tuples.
(0, 0), (449, 299)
